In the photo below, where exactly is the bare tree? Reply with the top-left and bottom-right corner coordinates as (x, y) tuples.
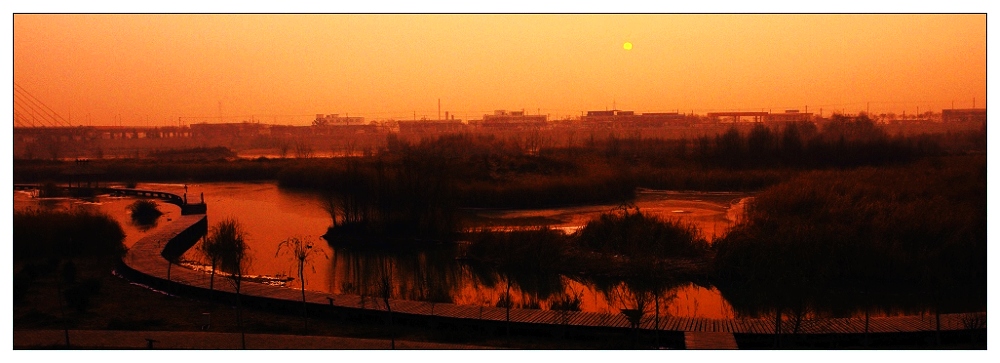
(294, 142), (314, 159)
(321, 190), (340, 228)
(276, 236), (328, 332)
(278, 140), (291, 159)
(375, 261), (395, 349)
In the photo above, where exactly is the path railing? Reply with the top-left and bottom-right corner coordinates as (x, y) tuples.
(14, 184), (206, 214)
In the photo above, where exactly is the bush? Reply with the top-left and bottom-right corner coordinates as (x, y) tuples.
(14, 208), (126, 261)
(575, 206), (709, 260)
(128, 199), (163, 225)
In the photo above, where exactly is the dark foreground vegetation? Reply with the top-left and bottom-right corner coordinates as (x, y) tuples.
(14, 208), (125, 320)
(713, 154), (987, 320)
(13, 208), (126, 262)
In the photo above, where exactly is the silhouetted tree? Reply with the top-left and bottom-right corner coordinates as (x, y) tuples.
(213, 218), (251, 349)
(276, 236), (328, 331)
(375, 261), (395, 349)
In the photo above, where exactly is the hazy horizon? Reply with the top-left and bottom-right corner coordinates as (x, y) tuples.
(13, 14), (986, 127)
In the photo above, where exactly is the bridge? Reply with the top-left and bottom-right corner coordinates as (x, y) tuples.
(13, 184), (207, 215)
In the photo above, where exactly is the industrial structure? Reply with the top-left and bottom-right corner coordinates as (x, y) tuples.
(472, 110), (548, 129)
(941, 108), (986, 123)
(581, 110), (692, 128)
(313, 114), (365, 126)
(396, 118), (465, 133)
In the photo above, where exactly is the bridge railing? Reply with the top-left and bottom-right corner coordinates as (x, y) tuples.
(14, 184), (202, 208)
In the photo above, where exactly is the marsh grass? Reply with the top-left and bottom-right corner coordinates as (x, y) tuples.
(712, 155), (986, 318)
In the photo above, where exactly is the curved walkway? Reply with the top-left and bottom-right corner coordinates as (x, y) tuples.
(13, 329), (490, 349)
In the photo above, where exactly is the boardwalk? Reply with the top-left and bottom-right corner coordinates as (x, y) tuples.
(13, 329), (491, 349)
(110, 187), (985, 350)
(685, 332), (739, 349)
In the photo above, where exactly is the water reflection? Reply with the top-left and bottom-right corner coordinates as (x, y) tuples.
(330, 246), (463, 306)
(320, 242), (738, 321)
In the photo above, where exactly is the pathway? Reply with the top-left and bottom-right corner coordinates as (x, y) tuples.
(684, 332), (739, 349)
(13, 329), (490, 349)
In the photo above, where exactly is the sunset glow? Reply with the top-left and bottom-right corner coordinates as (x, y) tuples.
(12, 14), (985, 126)
(12, 12), (988, 350)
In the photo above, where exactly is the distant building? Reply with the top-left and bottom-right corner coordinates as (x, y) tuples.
(764, 110), (814, 123)
(942, 108), (986, 123)
(397, 119), (465, 133)
(476, 110), (548, 129)
(706, 111), (769, 123)
(190, 122), (266, 138)
(581, 110), (690, 128)
(314, 114), (365, 126)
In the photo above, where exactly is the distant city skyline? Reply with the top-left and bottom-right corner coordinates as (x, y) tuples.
(13, 14), (986, 127)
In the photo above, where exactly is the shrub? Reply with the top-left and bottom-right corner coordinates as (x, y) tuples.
(128, 199), (163, 225)
(14, 208), (126, 261)
(575, 206), (709, 260)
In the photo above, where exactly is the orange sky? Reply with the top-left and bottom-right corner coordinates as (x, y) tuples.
(13, 14), (986, 126)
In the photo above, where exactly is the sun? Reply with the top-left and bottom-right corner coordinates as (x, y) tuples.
(623, 42), (633, 51)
